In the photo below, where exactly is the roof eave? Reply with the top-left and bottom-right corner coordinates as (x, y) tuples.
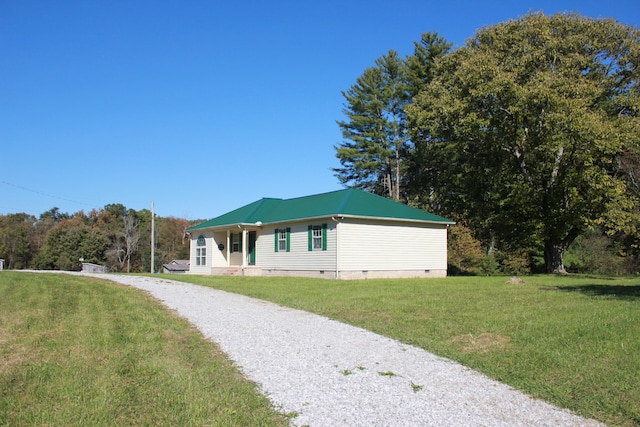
(187, 214), (455, 233)
(337, 214), (455, 226)
(187, 222), (265, 233)
(256, 214), (454, 227)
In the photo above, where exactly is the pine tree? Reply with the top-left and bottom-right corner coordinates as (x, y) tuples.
(334, 33), (451, 201)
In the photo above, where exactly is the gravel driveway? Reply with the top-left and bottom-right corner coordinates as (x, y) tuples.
(81, 274), (603, 427)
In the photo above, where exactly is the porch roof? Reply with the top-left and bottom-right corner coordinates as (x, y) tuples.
(187, 188), (453, 231)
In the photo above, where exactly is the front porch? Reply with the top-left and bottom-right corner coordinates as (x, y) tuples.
(210, 266), (264, 276)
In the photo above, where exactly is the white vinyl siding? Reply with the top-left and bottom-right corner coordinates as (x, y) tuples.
(189, 232), (211, 274)
(338, 220), (448, 271)
(226, 232), (243, 266)
(259, 223), (336, 271)
(211, 231), (228, 267)
(228, 252), (242, 265)
(189, 231), (230, 274)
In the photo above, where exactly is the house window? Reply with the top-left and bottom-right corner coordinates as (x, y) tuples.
(274, 228), (290, 252)
(312, 225), (322, 249)
(229, 233), (243, 253)
(308, 224), (327, 251)
(232, 234), (239, 253)
(278, 229), (287, 251)
(196, 235), (206, 266)
(229, 233), (242, 253)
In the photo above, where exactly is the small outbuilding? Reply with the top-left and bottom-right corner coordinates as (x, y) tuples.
(162, 260), (190, 274)
(81, 262), (107, 273)
(187, 188), (453, 279)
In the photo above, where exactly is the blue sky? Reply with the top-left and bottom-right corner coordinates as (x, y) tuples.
(1, 1), (638, 220)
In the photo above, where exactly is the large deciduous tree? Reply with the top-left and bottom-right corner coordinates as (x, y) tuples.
(406, 13), (640, 273)
(35, 215), (110, 270)
(118, 212), (140, 273)
(156, 216), (192, 262)
(0, 213), (36, 269)
(33, 207), (70, 255)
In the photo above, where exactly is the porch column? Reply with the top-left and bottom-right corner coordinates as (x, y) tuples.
(226, 231), (231, 267)
(241, 228), (247, 269)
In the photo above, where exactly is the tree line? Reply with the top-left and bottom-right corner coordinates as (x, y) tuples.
(335, 12), (640, 275)
(0, 205), (199, 273)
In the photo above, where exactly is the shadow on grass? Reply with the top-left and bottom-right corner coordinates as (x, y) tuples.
(547, 284), (640, 301)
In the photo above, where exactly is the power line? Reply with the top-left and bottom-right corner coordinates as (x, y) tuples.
(0, 180), (100, 209)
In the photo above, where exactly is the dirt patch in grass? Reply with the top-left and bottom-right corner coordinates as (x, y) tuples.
(0, 325), (31, 373)
(447, 333), (511, 354)
(1, 343), (32, 373)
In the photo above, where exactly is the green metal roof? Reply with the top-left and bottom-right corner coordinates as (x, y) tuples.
(187, 188), (453, 231)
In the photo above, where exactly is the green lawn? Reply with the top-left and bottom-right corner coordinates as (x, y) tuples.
(0, 272), (289, 426)
(166, 274), (640, 427)
(2, 272), (638, 426)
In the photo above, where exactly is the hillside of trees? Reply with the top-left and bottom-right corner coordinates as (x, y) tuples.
(0, 205), (201, 273)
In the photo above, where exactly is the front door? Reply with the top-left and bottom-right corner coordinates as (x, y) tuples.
(248, 231), (256, 265)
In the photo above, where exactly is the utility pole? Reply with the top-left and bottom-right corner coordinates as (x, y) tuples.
(151, 200), (155, 274)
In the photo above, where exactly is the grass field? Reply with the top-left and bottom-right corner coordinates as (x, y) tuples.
(2, 272), (638, 426)
(0, 272), (289, 426)
(166, 274), (640, 427)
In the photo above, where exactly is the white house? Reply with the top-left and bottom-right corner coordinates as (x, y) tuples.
(186, 188), (454, 279)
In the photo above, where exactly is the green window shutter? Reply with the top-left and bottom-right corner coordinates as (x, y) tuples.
(322, 223), (327, 251)
(286, 227), (291, 252)
(238, 233), (243, 252)
(308, 225), (313, 251)
(274, 229), (279, 252)
(230, 233), (234, 253)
